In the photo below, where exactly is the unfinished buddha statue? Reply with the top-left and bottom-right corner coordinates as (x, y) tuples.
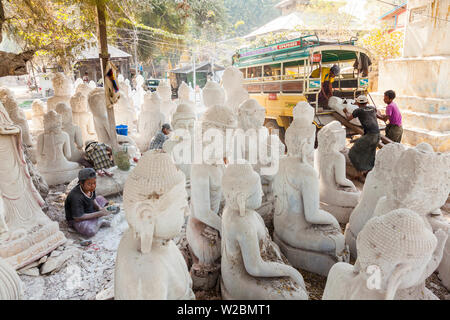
(133, 92), (165, 152)
(328, 97), (361, 126)
(115, 151), (194, 300)
(163, 103), (196, 182)
(222, 67), (249, 115)
(317, 121), (360, 223)
(115, 82), (137, 131)
(56, 102), (83, 162)
(0, 258), (23, 299)
(221, 163), (308, 300)
(344, 143), (406, 258)
(0, 87), (33, 147)
(87, 88), (114, 146)
(75, 82), (93, 97)
(186, 104), (237, 290)
(0, 102), (66, 269)
(177, 82), (194, 108)
(132, 75), (145, 113)
(157, 81), (177, 123)
(273, 116), (348, 276)
(70, 91), (96, 142)
(31, 99), (46, 131)
(47, 73), (73, 111)
(202, 81), (226, 109)
(323, 209), (447, 300)
(37, 110), (81, 186)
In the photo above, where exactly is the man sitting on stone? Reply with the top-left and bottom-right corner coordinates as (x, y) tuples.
(65, 168), (117, 238)
(149, 123), (171, 150)
(343, 95), (380, 173)
(84, 140), (114, 177)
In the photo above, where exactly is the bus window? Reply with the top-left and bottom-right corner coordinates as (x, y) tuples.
(264, 64), (281, 80)
(248, 66), (262, 80)
(283, 60), (306, 80)
(239, 68), (247, 79)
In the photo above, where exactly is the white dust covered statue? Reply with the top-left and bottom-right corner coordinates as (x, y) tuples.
(0, 102), (66, 269)
(115, 151), (194, 300)
(87, 88), (115, 146)
(37, 110), (81, 186)
(177, 82), (195, 108)
(323, 209), (447, 300)
(47, 73), (73, 111)
(157, 81), (177, 123)
(222, 67), (249, 114)
(70, 91), (96, 142)
(287, 102), (316, 166)
(31, 99), (46, 132)
(328, 97), (361, 126)
(220, 163), (308, 300)
(317, 121), (360, 223)
(56, 103), (83, 162)
(202, 81), (226, 109)
(186, 104), (237, 290)
(115, 80), (137, 131)
(0, 257), (23, 300)
(273, 115), (348, 276)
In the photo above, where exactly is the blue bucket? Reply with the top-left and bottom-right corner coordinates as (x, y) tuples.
(116, 125), (128, 136)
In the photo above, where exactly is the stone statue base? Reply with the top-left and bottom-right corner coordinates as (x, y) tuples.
(0, 221), (66, 270)
(273, 232), (349, 277)
(40, 167), (80, 186)
(320, 202), (353, 224)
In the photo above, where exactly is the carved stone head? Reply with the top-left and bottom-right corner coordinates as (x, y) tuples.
(201, 104), (237, 132)
(143, 92), (162, 113)
(75, 83), (93, 97)
(202, 81), (225, 108)
(172, 103), (196, 132)
(156, 81), (172, 101)
(31, 100), (46, 116)
(70, 92), (89, 113)
(237, 99), (266, 131)
(87, 88), (107, 118)
(44, 110), (62, 134)
(0, 87), (20, 119)
(222, 66), (244, 91)
(51, 73), (73, 96)
(317, 121), (346, 153)
(123, 151), (187, 253)
(222, 163), (263, 216)
(55, 102), (73, 125)
(178, 82), (191, 101)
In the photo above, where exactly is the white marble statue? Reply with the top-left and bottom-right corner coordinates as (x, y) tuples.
(115, 81), (137, 131)
(0, 258), (23, 300)
(70, 91), (96, 142)
(221, 163), (308, 300)
(133, 91), (165, 153)
(177, 82), (195, 108)
(74, 78), (83, 91)
(87, 88), (114, 146)
(0, 87), (33, 147)
(344, 143), (406, 258)
(31, 99), (46, 132)
(186, 104), (237, 290)
(55, 102), (83, 162)
(37, 110), (81, 186)
(131, 75), (145, 114)
(272, 115), (348, 276)
(47, 73), (73, 111)
(317, 121), (360, 223)
(163, 103), (196, 182)
(323, 209), (447, 300)
(157, 81), (177, 123)
(88, 81), (96, 90)
(328, 97), (361, 126)
(0, 102), (66, 269)
(115, 151), (194, 300)
(202, 81), (226, 109)
(222, 67), (249, 114)
(75, 83), (93, 97)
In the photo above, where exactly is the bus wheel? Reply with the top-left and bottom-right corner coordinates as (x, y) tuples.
(264, 119), (286, 145)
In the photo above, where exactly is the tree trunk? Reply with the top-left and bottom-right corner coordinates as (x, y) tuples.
(0, 50), (35, 77)
(0, 0), (5, 43)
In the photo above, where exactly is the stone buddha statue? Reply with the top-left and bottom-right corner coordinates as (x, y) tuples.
(115, 151), (194, 300)
(288, 102), (316, 166)
(47, 73), (73, 111)
(323, 209), (448, 300)
(317, 121), (360, 223)
(177, 82), (194, 107)
(75, 82), (93, 97)
(163, 103), (196, 183)
(273, 115), (348, 276)
(344, 143), (406, 258)
(157, 81), (177, 123)
(186, 104), (237, 290)
(56, 102), (83, 162)
(0, 257), (23, 300)
(222, 67), (249, 115)
(0, 102), (66, 269)
(0, 87), (33, 147)
(70, 91), (96, 142)
(37, 110), (81, 186)
(87, 88), (114, 146)
(31, 99), (46, 132)
(221, 163), (308, 300)
(202, 81), (226, 109)
(115, 81), (137, 132)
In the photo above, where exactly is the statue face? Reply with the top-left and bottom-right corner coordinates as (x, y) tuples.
(173, 118), (195, 133)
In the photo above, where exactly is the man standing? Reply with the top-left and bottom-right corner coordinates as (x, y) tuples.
(343, 95), (380, 173)
(311, 64), (340, 108)
(149, 123), (171, 150)
(377, 90), (403, 143)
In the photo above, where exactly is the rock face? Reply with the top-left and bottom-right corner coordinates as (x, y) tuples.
(56, 103), (83, 162)
(221, 163), (308, 300)
(47, 73), (73, 111)
(157, 81), (177, 123)
(36, 110), (81, 186)
(202, 81), (226, 109)
(115, 151), (194, 300)
(0, 102), (66, 270)
(324, 209), (447, 300)
(0, 258), (23, 299)
(222, 67), (249, 115)
(317, 121), (360, 223)
(273, 112), (348, 276)
(70, 91), (96, 143)
(31, 99), (46, 132)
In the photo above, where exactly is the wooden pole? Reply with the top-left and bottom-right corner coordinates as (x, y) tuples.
(96, 0), (118, 150)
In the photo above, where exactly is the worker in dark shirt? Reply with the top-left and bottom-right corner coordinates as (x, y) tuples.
(65, 168), (116, 237)
(343, 95), (380, 173)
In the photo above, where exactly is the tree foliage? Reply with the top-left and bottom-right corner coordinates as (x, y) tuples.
(358, 25), (404, 62)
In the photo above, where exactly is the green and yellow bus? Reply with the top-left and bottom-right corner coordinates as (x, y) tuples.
(233, 35), (373, 133)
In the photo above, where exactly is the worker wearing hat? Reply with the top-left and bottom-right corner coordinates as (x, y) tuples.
(343, 95), (380, 173)
(149, 123), (172, 150)
(312, 64), (340, 108)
